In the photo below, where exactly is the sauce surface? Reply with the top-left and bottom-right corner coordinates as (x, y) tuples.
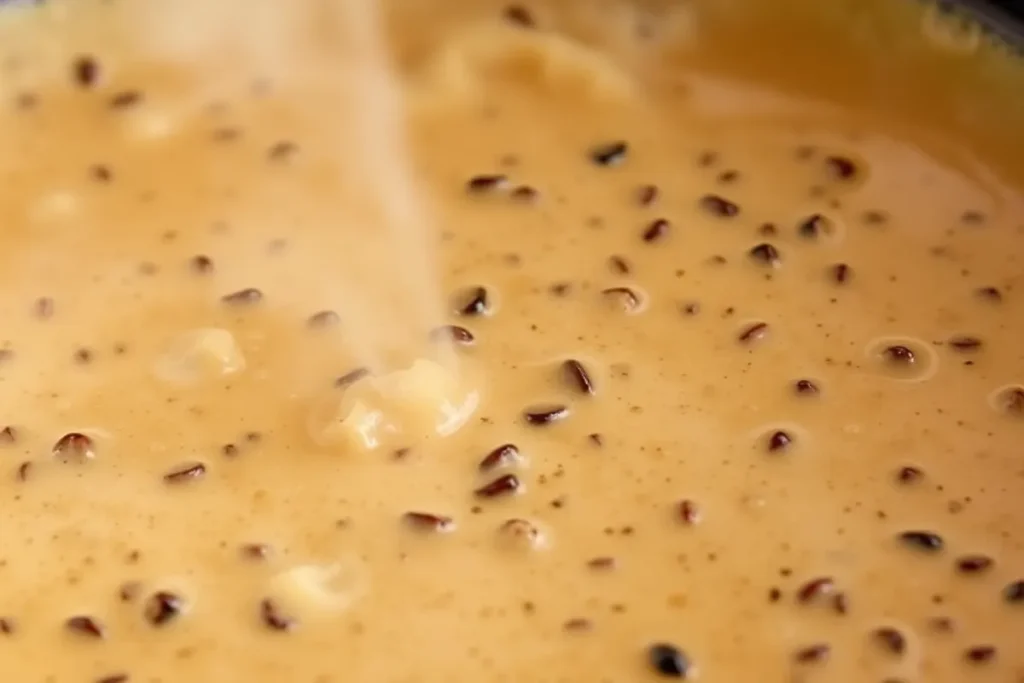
(0, 1), (1023, 682)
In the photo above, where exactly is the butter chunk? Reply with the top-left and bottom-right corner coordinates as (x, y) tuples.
(309, 359), (478, 452)
(154, 328), (246, 386)
(409, 27), (635, 109)
(267, 560), (369, 617)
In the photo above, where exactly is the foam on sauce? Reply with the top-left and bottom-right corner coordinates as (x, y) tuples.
(0, 0), (1023, 681)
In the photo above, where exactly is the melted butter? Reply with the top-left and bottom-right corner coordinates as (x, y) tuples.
(0, 1), (1023, 682)
(309, 359), (480, 451)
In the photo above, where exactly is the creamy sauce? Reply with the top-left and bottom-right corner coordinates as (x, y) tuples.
(0, 1), (1023, 682)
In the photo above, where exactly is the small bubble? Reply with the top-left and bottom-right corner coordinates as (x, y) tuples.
(947, 335), (982, 352)
(109, 91), (142, 109)
(677, 499), (701, 525)
(868, 338), (936, 382)
(964, 645), (997, 664)
(648, 643), (692, 678)
(33, 296), (54, 319)
(66, 615), (106, 638)
(212, 127), (240, 142)
(642, 218), (670, 243)
(89, 165), (113, 183)
(190, 255), (214, 274)
(510, 185), (539, 203)
(466, 175), (509, 193)
(872, 627), (906, 655)
(830, 263), (851, 284)
(955, 554), (994, 574)
(697, 150), (717, 167)
(601, 286), (645, 314)
(862, 209), (888, 225)
(636, 184), (659, 206)
(717, 169), (739, 184)
(162, 461), (206, 484)
(241, 543), (272, 560)
(335, 367), (371, 388)
(144, 591), (184, 626)
(797, 213), (835, 240)
(430, 325), (475, 346)
(766, 430), (793, 453)
(523, 404), (569, 425)
(1002, 579), (1024, 603)
(896, 466), (924, 484)
(403, 512), (456, 533)
(795, 145), (816, 159)
(478, 444), (521, 472)
(794, 643), (830, 664)
(988, 385), (1024, 416)
(72, 55), (101, 88)
(563, 618), (592, 632)
(96, 675), (129, 683)
(548, 282), (571, 297)
(307, 310), (340, 328)
(503, 4), (535, 28)
(457, 287), (491, 316)
(119, 581), (141, 602)
(260, 598), (296, 632)
(496, 518), (545, 550)
(885, 346), (915, 364)
(898, 530), (944, 552)
(608, 255), (631, 275)
(975, 286), (1002, 302)
(0, 426), (16, 445)
(960, 210), (986, 225)
(589, 141), (628, 167)
(587, 556), (616, 570)
(737, 322), (769, 345)
(221, 288), (263, 306)
(15, 92), (37, 110)
(52, 433), (95, 462)
(267, 141), (298, 162)
(797, 577), (835, 603)
(824, 155), (858, 181)
(698, 194), (740, 217)
(475, 474), (521, 498)
(793, 379), (819, 395)
(749, 243), (781, 267)
(561, 359), (595, 395)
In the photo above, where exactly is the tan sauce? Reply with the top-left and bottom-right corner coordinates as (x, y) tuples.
(0, 0), (1023, 681)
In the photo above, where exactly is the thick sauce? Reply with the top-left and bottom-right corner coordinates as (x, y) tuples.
(0, 1), (1022, 682)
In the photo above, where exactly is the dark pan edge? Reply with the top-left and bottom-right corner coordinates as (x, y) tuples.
(939, 0), (1024, 51)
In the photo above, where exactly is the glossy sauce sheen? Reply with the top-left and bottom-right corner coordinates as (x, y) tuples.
(1, 1), (1023, 682)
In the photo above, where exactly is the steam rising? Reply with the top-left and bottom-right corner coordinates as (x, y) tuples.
(124, 0), (449, 373)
